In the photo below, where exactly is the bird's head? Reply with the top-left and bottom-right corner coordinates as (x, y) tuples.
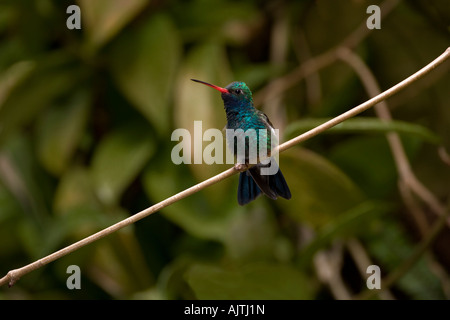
(191, 79), (254, 111)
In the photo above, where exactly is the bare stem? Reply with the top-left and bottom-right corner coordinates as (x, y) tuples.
(1, 47), (449, 289)
(336, 46), (449, 226)
(346, 238), (395, 300)
(337, 46), (450, 297)
(276, 47), (450, 153)
(354, 206), (449, 300)
(253, 0), (401, 106)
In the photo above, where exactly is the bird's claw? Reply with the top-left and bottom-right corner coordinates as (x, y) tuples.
(234, 163), (249, 172)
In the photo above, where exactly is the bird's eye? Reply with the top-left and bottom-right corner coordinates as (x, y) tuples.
(235, 89), (242, 95)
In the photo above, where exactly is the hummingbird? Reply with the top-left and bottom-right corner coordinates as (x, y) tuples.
(191, 79), (291, 205)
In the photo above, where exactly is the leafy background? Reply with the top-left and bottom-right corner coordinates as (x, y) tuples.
(0, 0), (449, 299)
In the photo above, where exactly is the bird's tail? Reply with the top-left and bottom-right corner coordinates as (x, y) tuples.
(237, 159), (291, 205)
(238, 170), (262, 205)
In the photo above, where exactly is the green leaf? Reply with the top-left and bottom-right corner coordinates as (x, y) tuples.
(142, 158), (238, 240)
(36, 90), (90, 176)
(110, 14), (181, 135)
(328, 136), (399, 198)
(143, 159), (283, 261)
(0, 53), (84, 144)
(0, 133), (52, 227)
(222, 207), (281, 261)
(277, 148), (365, 228)
(173, 42), (233, 202)
(53, 166), (99, 215)
(186, 263), (316, 299)
(173, 0), (260, 45)
(284, 117), (441, 144)
(174, 42), (231, 142)
(90, 123), (155, 206)
(298, 201), (392, 267)
(0, 60), (35, 107)
(366, 218), (445, 299)
(78, 0), (149, 50)
(0, 133), (56, 258)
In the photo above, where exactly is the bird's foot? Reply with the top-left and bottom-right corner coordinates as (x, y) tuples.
(234, 163), (249, 172)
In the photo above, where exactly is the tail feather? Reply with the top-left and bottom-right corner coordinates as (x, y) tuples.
(269, 167), (291, 200)
(237, 158), (291, 205)
(238, 171), (262, 205)
(248, 166), (277, 200)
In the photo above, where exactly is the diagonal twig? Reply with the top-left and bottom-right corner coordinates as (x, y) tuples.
(1, 47), (449, 289)
(336, 46), (449, 225)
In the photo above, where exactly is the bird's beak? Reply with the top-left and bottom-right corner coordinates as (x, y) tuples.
(191, 79), (229, 93)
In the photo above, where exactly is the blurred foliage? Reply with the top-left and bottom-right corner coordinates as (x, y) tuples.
(0, 0), (449, 300)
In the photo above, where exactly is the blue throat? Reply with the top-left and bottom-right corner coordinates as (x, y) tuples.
(221, 95), (262, 131)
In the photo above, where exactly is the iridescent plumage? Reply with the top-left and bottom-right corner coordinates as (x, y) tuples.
(192, 79), (291, 205)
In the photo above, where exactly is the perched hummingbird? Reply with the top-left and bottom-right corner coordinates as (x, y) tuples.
(191, 79), (291, 205)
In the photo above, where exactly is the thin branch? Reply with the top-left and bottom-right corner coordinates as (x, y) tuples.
(382, 209), (449, 295)
(398, 180), (430, 236)
(340, 0), (401, 49)
(354, 206), (449, 300)
(1, 47), (449, 289)
(438, 146), (450, 166)
(292, 30), (323, 108)
(1, 168), (237, 287)
(276, 47), (450, 154)
(253, 49), (338, 107)
(314, 242), (352, 300)
(335, 46), (449, 226)
(263, 2), (290, 130)
(253, 0), (401, 106)
(346, 238), (395, 300)
(424, 252), (450, 299)
(338, 47), (450, 297)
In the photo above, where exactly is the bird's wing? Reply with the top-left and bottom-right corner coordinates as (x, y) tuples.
(257, 110), (279, 151)
(258, 111), (274, 128)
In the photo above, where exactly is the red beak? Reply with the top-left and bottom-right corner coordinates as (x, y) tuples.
(191, 79), (229, 93)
